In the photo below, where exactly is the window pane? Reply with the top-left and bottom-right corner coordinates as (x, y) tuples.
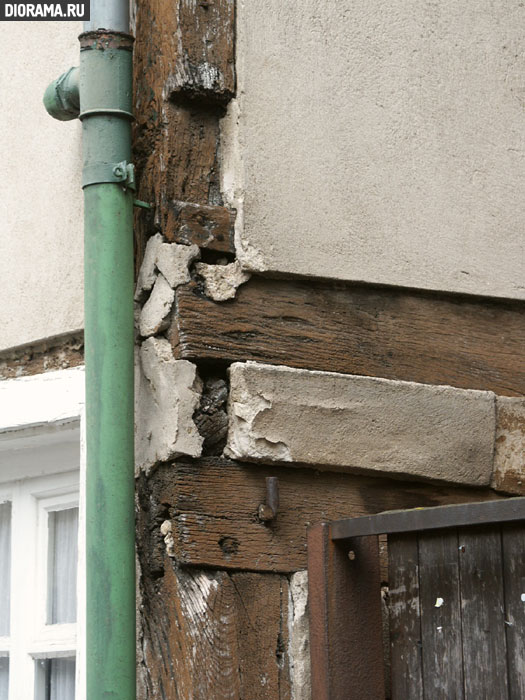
(0, 657), (8, 700)
(45, 658), (75, 700)
(0, 503), (11, 636)
(48, 508), (79, 624)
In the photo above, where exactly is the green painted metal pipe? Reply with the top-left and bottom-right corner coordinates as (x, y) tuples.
(43, 66), (79, 121)
(80, 30), (136, 700)
(44, 28), (136, 700)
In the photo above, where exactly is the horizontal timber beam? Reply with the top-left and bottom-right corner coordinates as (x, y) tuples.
(139, 458), (502, 574)
(164, 200), (235, 253)
(170, 277), (525, 396)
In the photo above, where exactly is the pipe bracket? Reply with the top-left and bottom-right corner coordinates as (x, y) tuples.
(79, 108), (134, 121)
(82, 161), (136, 190)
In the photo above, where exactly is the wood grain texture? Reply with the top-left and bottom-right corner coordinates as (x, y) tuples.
(307, 524), (385, 700)
(141, 458), (500, 574)
(388, 535), (423, 700)
(418, 530), (464, 700)
(136, 482), (291, 699)
(164, 200), (235, 252)
(458, 527), (508, 700)
(171, 277), (525, 396)
(502, 525), (525, 700)
(133, 0), (235, 269)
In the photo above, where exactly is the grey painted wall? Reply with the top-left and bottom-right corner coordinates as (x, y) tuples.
(222, 0), (525, 300)
(0, 22), (83, 351)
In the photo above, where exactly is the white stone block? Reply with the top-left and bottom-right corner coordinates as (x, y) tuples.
(226, 362), (496, 486)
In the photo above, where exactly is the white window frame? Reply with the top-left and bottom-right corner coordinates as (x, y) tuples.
(0, 367), (85, 700)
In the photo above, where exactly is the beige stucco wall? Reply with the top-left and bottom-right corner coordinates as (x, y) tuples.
(222, 0), (525, 300)
(0, 22), (83, 351)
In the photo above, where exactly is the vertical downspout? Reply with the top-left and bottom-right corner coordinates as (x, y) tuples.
(44, 2), (136, 698)
(81, 25), (136, 700)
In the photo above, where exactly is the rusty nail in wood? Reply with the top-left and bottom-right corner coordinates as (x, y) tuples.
(258, 476), (279, 522)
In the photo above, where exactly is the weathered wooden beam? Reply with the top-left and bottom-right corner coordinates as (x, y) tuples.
(133, 0), (235, 266)
(171, 277), (525, 396)
(136, 464), (292, 699)
(137, 562), (291, 699)
(164, 200), (235, 253)
(141, 458), (501, 574)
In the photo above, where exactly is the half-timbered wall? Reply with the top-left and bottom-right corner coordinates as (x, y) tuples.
(132, 2), (525, 698)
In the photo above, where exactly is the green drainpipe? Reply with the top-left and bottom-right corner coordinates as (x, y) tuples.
(44, 18), (136, 700)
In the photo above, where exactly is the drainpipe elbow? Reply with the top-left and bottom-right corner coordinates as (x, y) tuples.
(43, 66), (80, 121)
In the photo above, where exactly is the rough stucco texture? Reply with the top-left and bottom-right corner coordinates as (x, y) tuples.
(0, 22), (84, 350)
(222, 0), (525, 299)
(225, 362), (496, 486)
(135, 337), (203, 473)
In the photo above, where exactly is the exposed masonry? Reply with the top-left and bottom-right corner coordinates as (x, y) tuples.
(225, 362), (503, 487)
(134, 220), (252, 472)
(134, 233), (204, 472)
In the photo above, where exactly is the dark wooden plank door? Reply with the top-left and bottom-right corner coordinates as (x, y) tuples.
(389, 525), (518, 700)
(388, 534), (423, 699)
(502, 525), (525, 700)
(458, 527), (509, 700)
(418, 530), (465, 700)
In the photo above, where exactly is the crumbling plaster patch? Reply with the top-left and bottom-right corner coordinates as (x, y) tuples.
(135, 337), (203, 473)
(195, 260), (251, 302)
(225, 362), (496, 486)
(160, 520), (176, 558)
(288, 571), (311, 700)
(135, 233), (199, 301)
(135, 233), (164, 301)
(136, 236), (200, 337)
(156, 241), (200, 289)
(139, 273), (175, 337)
